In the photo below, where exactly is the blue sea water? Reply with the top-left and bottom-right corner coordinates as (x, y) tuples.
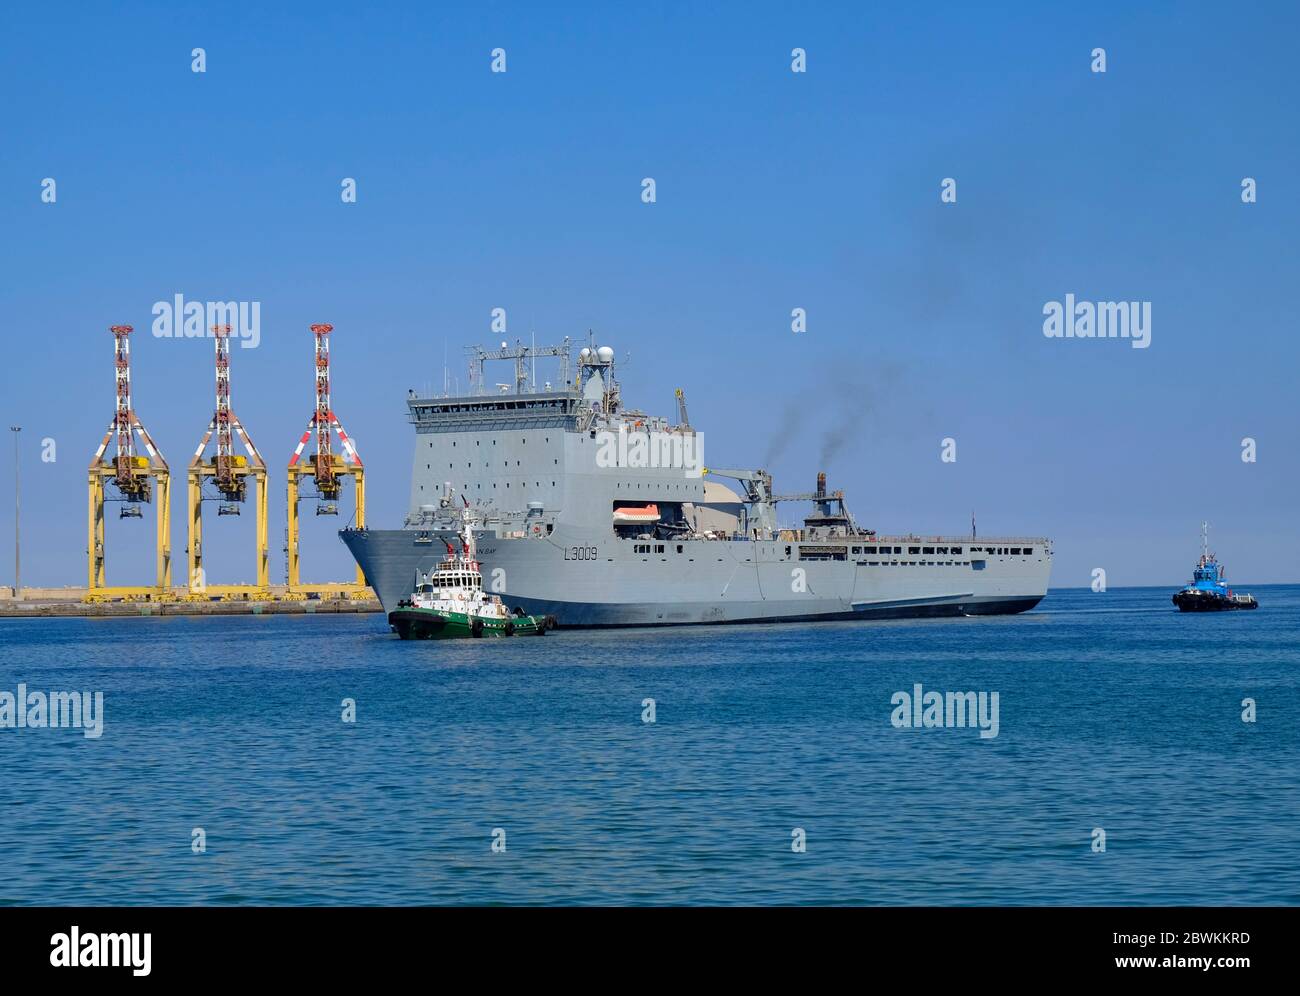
(0, 586), (1297, 906)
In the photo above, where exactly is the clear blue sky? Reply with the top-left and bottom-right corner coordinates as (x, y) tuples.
(1, 1), (1296, 589)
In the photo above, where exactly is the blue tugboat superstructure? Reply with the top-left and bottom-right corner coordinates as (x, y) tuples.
(1173, 522), (1258, 612)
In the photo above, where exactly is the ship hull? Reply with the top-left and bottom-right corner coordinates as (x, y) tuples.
(344, 527), (1049, 627)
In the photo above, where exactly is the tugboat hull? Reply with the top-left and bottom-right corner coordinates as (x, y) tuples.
(388, 606), (554, 640)
(1172, 591), (1258, 612)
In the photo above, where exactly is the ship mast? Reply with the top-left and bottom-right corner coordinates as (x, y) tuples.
(1201, 520), (1209, 562)
(459, 497), (478, 566)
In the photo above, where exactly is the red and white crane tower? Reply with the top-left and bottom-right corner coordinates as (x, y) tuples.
(86, 325), (172, 600)
(186, 325), (269, 597)
(286, 323), (367, 596)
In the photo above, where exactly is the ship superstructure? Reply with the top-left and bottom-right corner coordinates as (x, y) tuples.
(341, 338), (1052, 625)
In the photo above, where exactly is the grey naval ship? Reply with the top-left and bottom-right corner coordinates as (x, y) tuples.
(341, 339), (1052, 626)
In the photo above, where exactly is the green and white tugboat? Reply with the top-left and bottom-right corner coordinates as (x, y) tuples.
(388, 502), (555, 639)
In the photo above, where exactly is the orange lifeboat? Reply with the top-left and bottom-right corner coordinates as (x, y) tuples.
(613, 503), (660, 525)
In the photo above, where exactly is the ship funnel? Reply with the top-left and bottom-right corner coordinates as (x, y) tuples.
(816, 472), (827, 500)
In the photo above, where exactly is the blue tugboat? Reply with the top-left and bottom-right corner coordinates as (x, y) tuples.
(1172, 523), (1258, 612)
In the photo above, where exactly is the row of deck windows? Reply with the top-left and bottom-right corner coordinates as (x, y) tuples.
(446, 437), (553, 447)
(853, 545), (1032, 556)
(430, 461), (558, 468)
(850, 545), (966, 555)
(418, 482), (556, 492)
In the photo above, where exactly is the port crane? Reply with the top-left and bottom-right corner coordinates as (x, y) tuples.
(185, 325), (269, 598)
(86, 325), (172, 601)
(286, 324), (367, 598)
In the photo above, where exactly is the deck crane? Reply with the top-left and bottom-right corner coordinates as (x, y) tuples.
(286, 324), (367, 598)
(674, 388), (692, 431)
(701, 469), (866, 540)
(185, 325), (269, 598)
(700, 467), (778, 538)
(86, 325), (172, 601)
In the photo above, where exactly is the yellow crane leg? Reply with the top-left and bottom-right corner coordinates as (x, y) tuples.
(157, 470), (172, 595)
(255, 468), (268, 590)
(287, 469), (300, 588)
(88, 473), (105, 590)
(353, 469), (366, 586)
(187, 470), (203, 593)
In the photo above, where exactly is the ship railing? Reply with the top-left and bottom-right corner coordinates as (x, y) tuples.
(404, 507), (533, 529)
(868, 535), (1050, 544)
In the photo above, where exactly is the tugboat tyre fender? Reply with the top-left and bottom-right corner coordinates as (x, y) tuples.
(470, 618), (484, 638)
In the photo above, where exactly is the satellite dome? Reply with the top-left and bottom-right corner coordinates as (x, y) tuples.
(579, 347), (592, 361)
(596, 346), (615, 363)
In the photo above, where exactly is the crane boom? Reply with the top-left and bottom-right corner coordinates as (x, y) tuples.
(674, 388), (691, 429)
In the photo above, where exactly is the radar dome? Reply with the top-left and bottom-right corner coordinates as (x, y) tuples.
(579, 347), (592, 361)
(596, 346), (615, 363)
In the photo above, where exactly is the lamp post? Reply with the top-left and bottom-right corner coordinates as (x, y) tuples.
(9, 425), (19, 599)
